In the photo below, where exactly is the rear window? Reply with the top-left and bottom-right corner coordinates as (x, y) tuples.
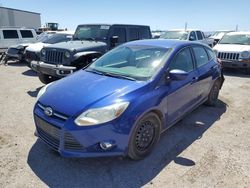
(3, 30), (19, 39)
(206, 48), (216, 60)
(196, 31), (203, 40)
(20, 30), (34, 38)
(113, 27), (126, 43)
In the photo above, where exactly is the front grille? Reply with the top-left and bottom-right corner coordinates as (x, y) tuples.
(35, 115), (61, 150)
(217, 52), (239, 61)
(45, 49), (64, 64)
(64, 132), (84, 151)
(25, 50), (39, 61)
(37, 103), (68, 121)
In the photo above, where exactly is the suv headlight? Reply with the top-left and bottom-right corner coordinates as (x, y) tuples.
(37, 83), (52, 100)
(41, 49), (46, 56)
(74, 102), (129, 126)
(64, 51), (70, 58)
(241, 51), (250, 59)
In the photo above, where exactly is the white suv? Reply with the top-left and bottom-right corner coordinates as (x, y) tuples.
(213, 32), (250, 71)
(0, 28), (37, 54)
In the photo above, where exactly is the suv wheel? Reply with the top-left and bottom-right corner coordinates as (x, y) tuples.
(128, 112), (161, 160)
(205, 80), (221, 106)
(38, 72), (55, 84)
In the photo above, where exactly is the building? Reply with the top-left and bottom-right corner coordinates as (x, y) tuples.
(0, 6), (41, 29)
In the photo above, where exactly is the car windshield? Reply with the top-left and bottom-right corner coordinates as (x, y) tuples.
(73, 25), (110, 40)
(37, 34), (53, 42)
(87, 45), (170, 81)
(219, 34), (250, 45)
(43, 34), (72, 44)
(160, 31), (188, 40)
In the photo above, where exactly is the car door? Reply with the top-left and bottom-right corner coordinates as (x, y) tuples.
(191, 45), (214, 101)
(166, 47), (200, 125)
(110, 27), (127, 48)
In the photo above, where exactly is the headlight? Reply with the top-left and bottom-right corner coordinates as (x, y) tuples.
(37, 83), (52, 100)
(65, 51), (70, 58)
(41, 49), (46, 56)
(241, 51), (250, 59)
(74, 102), (129, 126)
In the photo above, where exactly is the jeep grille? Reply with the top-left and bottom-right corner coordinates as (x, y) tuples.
(45, 49), (64, 64)
(217, 52), (240, 61)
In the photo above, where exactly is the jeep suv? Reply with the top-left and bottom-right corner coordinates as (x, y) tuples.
(33, 24), (152, 84)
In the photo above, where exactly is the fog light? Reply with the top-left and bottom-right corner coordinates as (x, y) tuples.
(99, 141), (114, 150)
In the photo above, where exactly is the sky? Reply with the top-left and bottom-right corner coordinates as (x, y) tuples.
(1, 0), (250, 31)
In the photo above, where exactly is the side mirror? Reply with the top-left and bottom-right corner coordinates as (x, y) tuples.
(189, 36), (195, 41)
(110, 36), (119, 46)
(169, 69), (188, 81)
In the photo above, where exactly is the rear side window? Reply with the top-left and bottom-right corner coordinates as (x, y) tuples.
(206, 48), (216, 60)
(113, 27), (126, 43)
(169, 48), (194, 72)
(196, 31), (203, 40)
(193, 46), (209, 67)
(3, 30), (18, 39)
(128, 28), (139, 41)
(138, 27), (151, 39)
(20, 30), (34, 38)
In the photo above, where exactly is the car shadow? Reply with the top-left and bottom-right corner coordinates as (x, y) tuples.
(5, 60), (27, 67)
(27, 86), (43, 97)
(223, 68), (250, 78)
(22, 69), (37, 77)
(27, 100), (227, 188)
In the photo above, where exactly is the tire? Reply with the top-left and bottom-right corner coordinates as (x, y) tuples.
(205, 80), (221, 106)
(128, 112), (161, 160)
(38, 72), (55, 84)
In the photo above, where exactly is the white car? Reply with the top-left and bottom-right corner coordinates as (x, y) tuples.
(213, 32), (250, 71)
(160, 29), (214, 47)
(209, 30), (233, 45)
(0, 28), (37, 54)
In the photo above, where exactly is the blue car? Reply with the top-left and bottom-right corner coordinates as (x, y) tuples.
(34, 39), (223, 160)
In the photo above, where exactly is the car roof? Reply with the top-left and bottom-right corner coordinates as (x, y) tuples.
(226, 31), (250, 35)
(77, 24), (150, 27)
(124, 39), (204, 49)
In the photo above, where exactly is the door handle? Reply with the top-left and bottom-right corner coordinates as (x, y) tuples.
(191, 77), (198, 84)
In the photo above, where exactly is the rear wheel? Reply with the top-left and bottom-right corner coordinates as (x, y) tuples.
(205, 80), (221, 106)
(128, 112), (161, 160)
(38, 72), (56, 84)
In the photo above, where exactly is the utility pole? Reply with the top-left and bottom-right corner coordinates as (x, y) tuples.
(185, 22), (188, 31)
(235, 24), (238, 31)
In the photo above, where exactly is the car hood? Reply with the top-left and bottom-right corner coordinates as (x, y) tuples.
(213, 44), (250, 52)
(39, 70), (147, 117)
(44, 40), (107, 52)
(25, 42), (50, 52)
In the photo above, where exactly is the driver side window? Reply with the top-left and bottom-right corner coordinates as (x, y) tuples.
(169, 48), (194, 72)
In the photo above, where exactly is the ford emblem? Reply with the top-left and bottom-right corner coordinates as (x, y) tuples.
(44, 107), (53, 117)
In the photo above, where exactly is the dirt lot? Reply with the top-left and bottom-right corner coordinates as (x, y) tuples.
(0, 62), (249, 188)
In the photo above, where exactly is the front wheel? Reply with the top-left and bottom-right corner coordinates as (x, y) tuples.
(205, 80), (221, 106)
(128, 112), (161, 160)
(38, 72), (55, 84)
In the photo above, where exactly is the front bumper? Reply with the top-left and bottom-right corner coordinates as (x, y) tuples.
(222, 60), (250, 68)
(33, 103), (129, 158)
(31, 61), (76, 77)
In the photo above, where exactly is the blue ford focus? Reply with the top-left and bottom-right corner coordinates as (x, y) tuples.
(34, 39), (223, 160)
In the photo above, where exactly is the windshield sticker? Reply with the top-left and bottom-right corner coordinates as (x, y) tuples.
(100, 25), (110, 30)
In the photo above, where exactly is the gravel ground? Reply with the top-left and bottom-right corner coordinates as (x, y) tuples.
(0, 61), (249, 188)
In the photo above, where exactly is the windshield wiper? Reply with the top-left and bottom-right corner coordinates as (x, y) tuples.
(102, 72), (136, 81)
(85, 69), (104, 75)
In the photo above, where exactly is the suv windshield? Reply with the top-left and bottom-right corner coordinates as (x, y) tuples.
(43, 34), (72, 44)
(87, 45), (169, 81)
(73, 25), (110, 40)
(219, 34), (250, 45)
(160, 31), (188, 40)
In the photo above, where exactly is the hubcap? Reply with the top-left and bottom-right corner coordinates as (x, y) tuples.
(135, 121), (155, 151)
